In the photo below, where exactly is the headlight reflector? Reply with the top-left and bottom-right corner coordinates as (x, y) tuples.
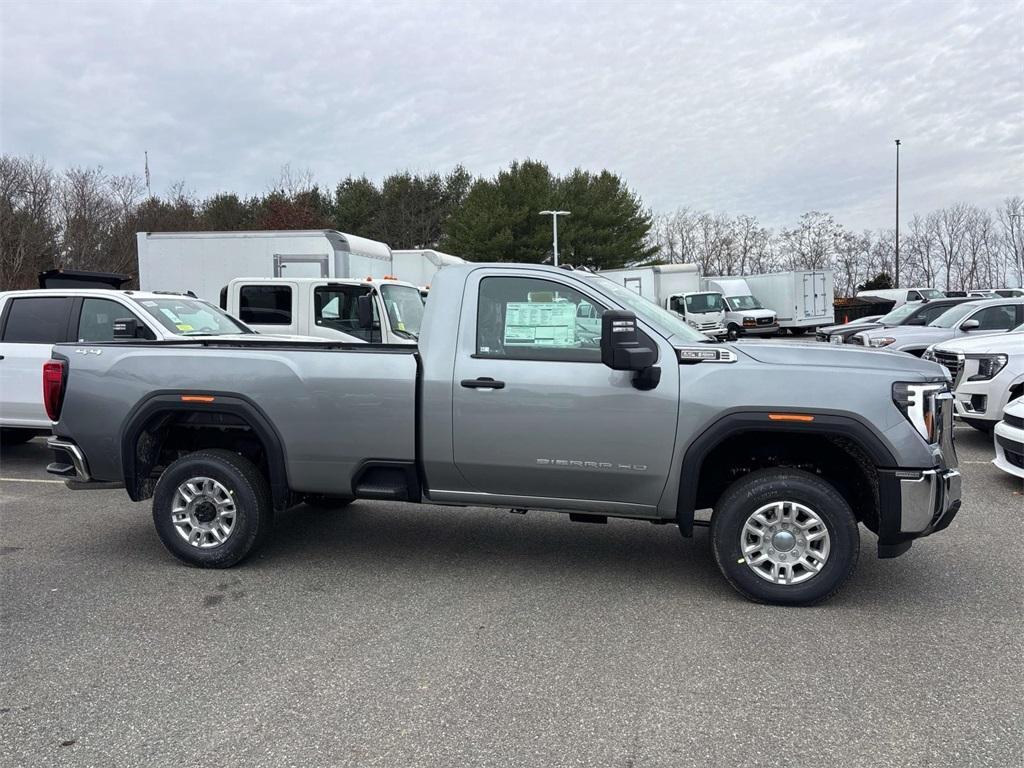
(870, 337), (897, 348)
(892, 381), (950, 444)
(967, 354), (1008, 381)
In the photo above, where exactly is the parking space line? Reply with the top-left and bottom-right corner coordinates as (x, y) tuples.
(0, 477), (65, 484)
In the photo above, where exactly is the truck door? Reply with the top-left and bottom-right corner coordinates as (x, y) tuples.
(312, 284), (381, 342)
(450, 271), (680, 510)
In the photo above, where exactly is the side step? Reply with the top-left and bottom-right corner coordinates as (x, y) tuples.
(352, 462), (420, 502)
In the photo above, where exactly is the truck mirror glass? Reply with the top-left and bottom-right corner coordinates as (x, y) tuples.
(960, 318), (980, 331)
(356, 294), (374, 329)
(113, 318), (139, 339)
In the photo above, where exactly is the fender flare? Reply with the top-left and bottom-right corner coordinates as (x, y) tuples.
(120, 391), (290, 510)
(675, 410), (897, 536)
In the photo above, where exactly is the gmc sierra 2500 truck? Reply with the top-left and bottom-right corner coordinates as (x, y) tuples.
(45, 264), (962, 605)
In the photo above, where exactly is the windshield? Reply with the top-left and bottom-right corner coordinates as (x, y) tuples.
(380, 284), (425, 340)
(582, 275), (707, 342)
(681, 293), (723, 314)
(728, 295), (763, 311)
(929, 303), (977, 328)
(919, 288), (944, 300)
(135, 297), (249, 336)
(879, 301), (923, 324)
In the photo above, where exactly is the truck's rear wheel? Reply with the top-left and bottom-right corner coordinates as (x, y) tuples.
(152, 449), (272, 568)
(710, 469), (859, 605)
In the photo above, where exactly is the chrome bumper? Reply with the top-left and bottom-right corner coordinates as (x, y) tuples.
(899, 468), (962, 534)
(46, 437), (91, 482)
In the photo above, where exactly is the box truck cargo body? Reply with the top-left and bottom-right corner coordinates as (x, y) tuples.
(600, 264), (726, 337)
(390, 249), (465, 288)
(741, 270), (835, 334)
(137, 230), (394, 305)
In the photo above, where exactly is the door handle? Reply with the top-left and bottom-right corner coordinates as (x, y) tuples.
(460, 377), (505, 390)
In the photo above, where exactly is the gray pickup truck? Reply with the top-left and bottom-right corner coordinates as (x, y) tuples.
(45, 263), (962, 605)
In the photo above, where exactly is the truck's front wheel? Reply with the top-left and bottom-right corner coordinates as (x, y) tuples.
(151, 449), (272, 568)
(710, 469), (859, 605)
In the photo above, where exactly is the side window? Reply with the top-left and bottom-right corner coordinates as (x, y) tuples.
(970, 305), (1017, 331)
(1, 297), (71, 343)
(313, 285), (377, 341)
(476, 277), (605, 362)
(918, 303), (954, 324)
(77, 298), (142, 342)
(907, 291), (922, 301)
(239, 285), (292, 325)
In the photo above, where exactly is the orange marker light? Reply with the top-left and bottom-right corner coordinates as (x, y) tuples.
(768, 413), (815, 422)
(180, 395), (215, 403)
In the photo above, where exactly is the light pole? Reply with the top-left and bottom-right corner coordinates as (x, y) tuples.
(540, 210), (570, 267)
(894, 139), (901, 289)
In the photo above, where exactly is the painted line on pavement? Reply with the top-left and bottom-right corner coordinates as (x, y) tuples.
(0, 477), (65, 484)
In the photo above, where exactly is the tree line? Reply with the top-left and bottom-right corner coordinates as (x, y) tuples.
(1, 153), (1021, 295)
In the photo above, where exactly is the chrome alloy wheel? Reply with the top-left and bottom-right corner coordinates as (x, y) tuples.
(171, 476), (237, 549)
(740, 501), (831, 585)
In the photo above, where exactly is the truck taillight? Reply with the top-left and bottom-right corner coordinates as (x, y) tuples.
(43, 360), (66, 422)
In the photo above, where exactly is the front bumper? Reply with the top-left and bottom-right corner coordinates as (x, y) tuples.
(993, 419), (1024, 479)
(739, 323), (778, 336)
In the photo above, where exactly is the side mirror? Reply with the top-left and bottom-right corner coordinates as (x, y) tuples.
(355, 294), (374, 329)
(960, 319), (980, 331)
(113, 317), (139, 339)
(600, 311), (660, 390)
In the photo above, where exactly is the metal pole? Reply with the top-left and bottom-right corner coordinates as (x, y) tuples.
(895, 139), (901, 289)
(552, 214), (559, 267)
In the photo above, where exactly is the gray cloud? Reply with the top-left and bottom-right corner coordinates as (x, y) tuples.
(2, 0), (1021, 230)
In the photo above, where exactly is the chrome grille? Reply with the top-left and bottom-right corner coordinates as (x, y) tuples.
(933, 350), (963, 385)
(757, 317), (773, 326)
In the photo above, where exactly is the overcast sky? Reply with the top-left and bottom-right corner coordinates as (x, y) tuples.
(1, 0), (1021, 230)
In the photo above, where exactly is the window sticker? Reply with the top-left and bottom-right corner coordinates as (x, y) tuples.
(504, 302), (577, 347)
(176, 324), (193, 332)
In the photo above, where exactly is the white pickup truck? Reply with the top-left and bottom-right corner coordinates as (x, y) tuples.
(220, 276), (423, 345)
(0, 289), (339, 444)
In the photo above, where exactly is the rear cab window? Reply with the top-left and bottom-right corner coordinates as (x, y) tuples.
(239, 285), (292, 325)
(1, 296), (72, 343)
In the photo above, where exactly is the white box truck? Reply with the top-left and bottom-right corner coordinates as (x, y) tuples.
(390, 249), (465, 289)
(742, 270), (835, 335)
(600, 264), (727, 338)
(701, 277), (778, 338)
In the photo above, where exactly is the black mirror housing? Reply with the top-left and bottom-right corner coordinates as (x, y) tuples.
(355, 294), (374, 329)
(113, 317), (139, 339)
(600, 311), (660, 389)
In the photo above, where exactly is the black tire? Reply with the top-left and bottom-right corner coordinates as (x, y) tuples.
(789, 327), (807, 336)
(710, 468), (859, 606)
(727, 323), (740, 341)
(151, 449), (272, 568)
(303, 494), (354, 510)
(0, 428), (38, 446)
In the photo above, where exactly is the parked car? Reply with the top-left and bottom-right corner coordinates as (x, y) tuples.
(0, 289), (350, 444)
(852, 298), (1024, 356)
(924, 324), (1024, 432)
(856, 287), (945, 308)
(815, 314), (884, 343)
(818, 298), (974, 344)
(45, 263), (961, 606)
(992, 398), (1024, 479)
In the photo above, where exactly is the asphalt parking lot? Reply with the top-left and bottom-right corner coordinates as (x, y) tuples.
(1, 426), (1021, 767)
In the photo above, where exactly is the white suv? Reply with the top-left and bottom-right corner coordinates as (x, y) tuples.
(924, 324), (1024, 432)
(1, 290), (257, 444)
(993, 398), (1024, 479)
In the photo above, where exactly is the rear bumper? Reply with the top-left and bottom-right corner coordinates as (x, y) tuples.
(46, 437), (124, 490)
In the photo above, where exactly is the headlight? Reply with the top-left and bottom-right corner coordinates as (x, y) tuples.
(892, 381), (950, 444)
(922, 347), (936, 361)
(967, 354), (1008, 381)
(870, 337), (896, 348)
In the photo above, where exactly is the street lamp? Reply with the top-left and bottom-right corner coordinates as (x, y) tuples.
(894, 139), (901, 289)
(539, 210), (570, 267)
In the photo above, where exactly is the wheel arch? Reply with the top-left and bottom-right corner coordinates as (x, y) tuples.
(676, 410), (896, 536)
(120, 392), (290, 511)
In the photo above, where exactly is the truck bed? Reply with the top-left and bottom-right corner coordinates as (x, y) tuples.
(51, 339), (418, 497)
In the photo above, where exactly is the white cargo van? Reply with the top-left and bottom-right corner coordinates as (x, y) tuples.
(600, 264), (726, 338)
(741, 270), (835, 335)
(222, 276), (423, 345)
(701, 277), (778, 338)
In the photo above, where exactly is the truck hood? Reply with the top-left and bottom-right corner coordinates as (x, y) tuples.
(735, 341), (946, 378)
(855, 326), (954, 348)
(819, 320), (882, 334)
(932, 330), (1024, 355)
